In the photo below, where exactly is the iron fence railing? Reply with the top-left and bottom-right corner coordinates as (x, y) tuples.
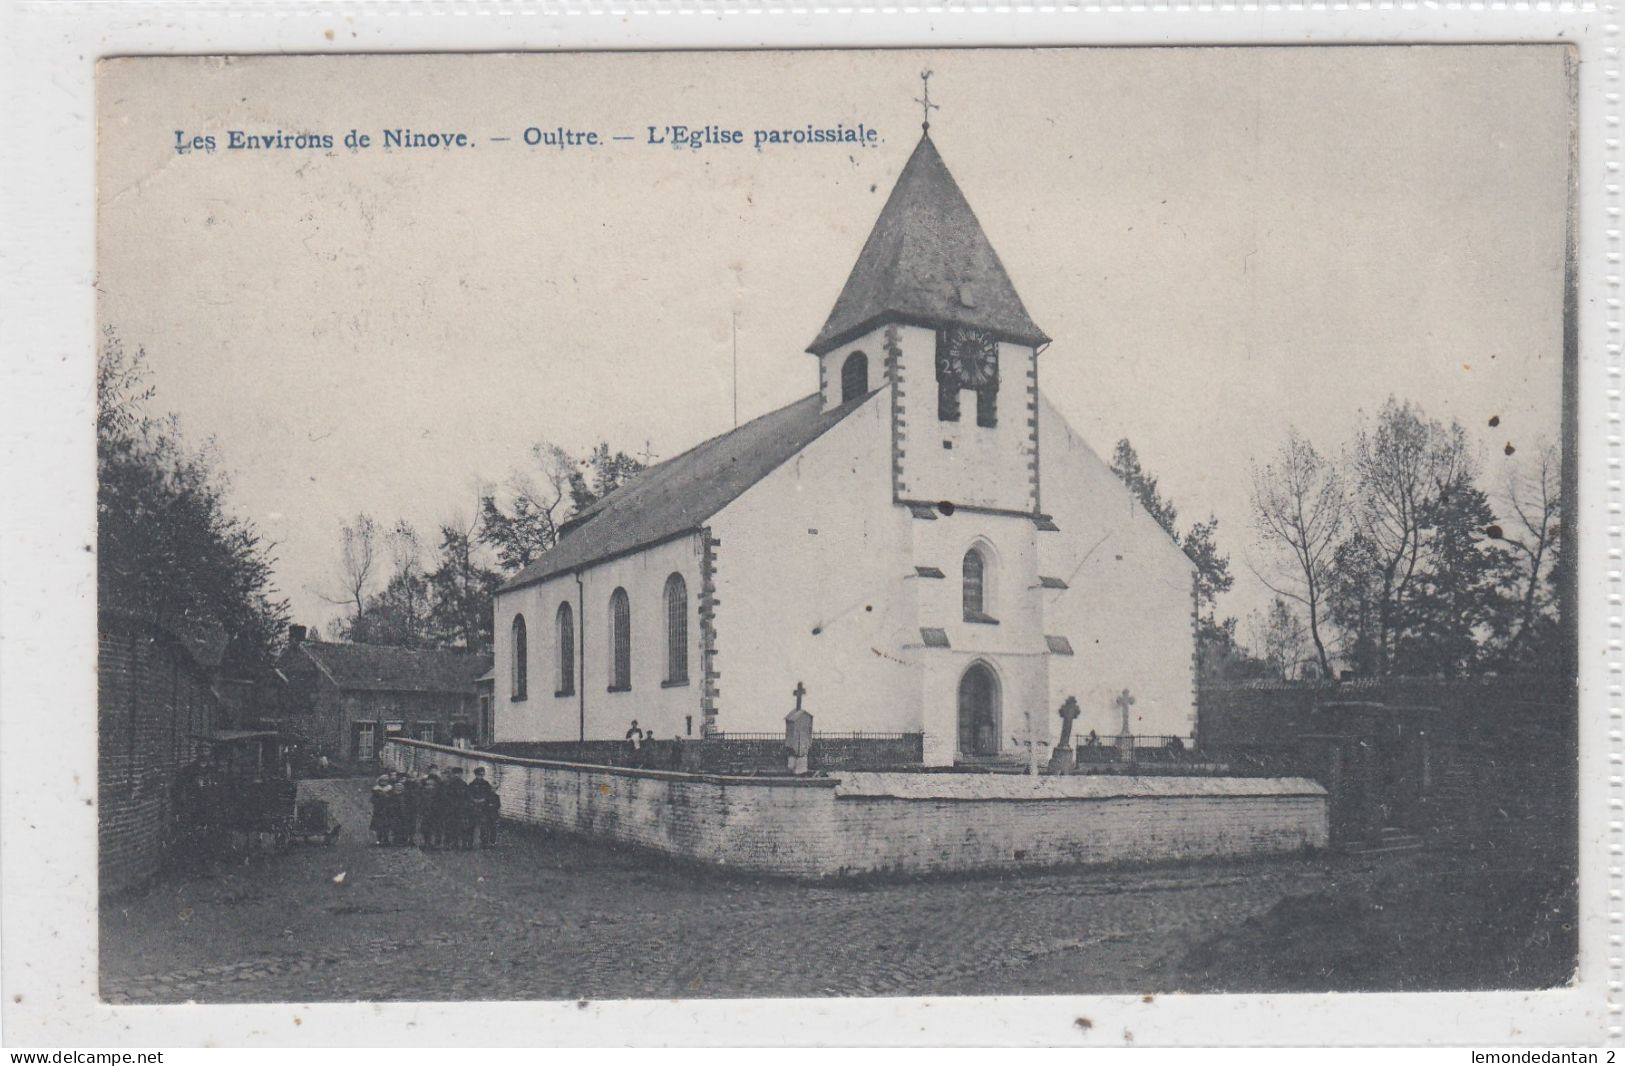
(709, 731), (916, 742)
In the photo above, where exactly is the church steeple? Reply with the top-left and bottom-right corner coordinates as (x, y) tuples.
(806, 132), (1049, 357)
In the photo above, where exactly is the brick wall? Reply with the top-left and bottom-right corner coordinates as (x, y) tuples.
(99, 614), (219, 896)
(385, 739), (1327, 879)
(1197, 676), (1575, 751)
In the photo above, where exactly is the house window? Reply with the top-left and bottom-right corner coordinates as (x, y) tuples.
(354, 722), (376, 762)
(415, 722), (437, 743)
(510, 614), (528, 700)
(664, 573), (689, 684)
(963, 548), (991, 622)
(840, 351), (869, 403)
(609, 587), (631, 691)
(556, 602), (575, 696)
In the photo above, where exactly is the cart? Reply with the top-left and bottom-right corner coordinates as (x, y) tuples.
(289, 798), (342, 845)
(180, 730), (333, 848)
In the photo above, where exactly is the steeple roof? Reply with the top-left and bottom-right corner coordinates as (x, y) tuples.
(807, 133), (1049, 356)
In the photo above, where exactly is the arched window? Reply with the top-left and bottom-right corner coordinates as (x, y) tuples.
(608, 587), (631, 691)
(840, 351), (869, 403)
(556, 602), (575, 696)
(664, 573), (689, 684)
(962, 548), (988, 622)
(510, 615), (528, 700)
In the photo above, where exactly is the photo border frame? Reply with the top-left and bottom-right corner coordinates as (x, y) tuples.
(0, 0), (1615, 1047)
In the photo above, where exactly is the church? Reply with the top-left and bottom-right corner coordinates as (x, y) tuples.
(492, 130), (1198, 767)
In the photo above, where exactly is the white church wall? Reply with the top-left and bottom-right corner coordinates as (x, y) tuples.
(884, 323), (1039, 515)
(1036, 395), (1199, 743)
(709, 388), (920, 736)
(908, 509), (1049, 765)
(493, 534), (705, 744)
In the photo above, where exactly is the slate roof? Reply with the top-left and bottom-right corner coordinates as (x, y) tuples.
(807, 134), (1049, 356)
(296, 641), (490, 695)
(501, 392), (869, 592)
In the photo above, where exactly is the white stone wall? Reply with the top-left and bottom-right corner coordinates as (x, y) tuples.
(384, 740), (1329, 878)
(1036, 395), (1199, 742)
(708, 388), (919, 736)
(494, 534), (705, 744)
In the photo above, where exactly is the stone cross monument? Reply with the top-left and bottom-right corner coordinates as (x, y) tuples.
(1115, 688), (1136, 760)
(785, 681), (813, 775)
(1046, 696), (1082, 773)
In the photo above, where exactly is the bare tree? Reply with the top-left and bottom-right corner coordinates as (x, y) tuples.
(328, 513), (379, 620)
(1247, 597), (1311, 680)
(1497, 439), (1562, 657)
(479, 442), (578, 572)
(1249, 428), (1346, 678)
(1346, 398), (1475, 671)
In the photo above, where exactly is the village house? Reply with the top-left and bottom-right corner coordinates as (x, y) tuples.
(276, 626), (492, 764)
(491, 131), (1198, 766)
(98, 607), (225, 894)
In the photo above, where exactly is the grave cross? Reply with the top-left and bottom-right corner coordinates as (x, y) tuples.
(793, 681), (807, 713)
(1056, 696), (1081, 751)
(1115, 688), (1136, 741)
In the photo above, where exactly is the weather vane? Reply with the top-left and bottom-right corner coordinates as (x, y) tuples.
(915, 69), (939, 133)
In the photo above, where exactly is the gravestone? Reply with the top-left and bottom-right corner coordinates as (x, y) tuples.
(785, 681), (813, 775)
(1047, 696), (1081, 773)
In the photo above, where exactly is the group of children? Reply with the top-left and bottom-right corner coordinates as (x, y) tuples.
(368, 765), (501, 849)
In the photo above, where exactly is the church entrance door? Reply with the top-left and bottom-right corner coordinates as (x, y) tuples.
(957, 663), (1000, 757)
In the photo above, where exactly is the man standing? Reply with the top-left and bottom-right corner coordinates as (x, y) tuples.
(469, 767), (500, 848)
(419, 766), (443, 848)
(441, 766), (471, 850)
(400, 770), (421, 846)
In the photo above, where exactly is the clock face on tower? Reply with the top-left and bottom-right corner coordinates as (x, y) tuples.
(938, 327), (1000, 389)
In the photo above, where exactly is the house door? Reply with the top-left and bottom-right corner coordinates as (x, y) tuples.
(957, 663), (1000, 757)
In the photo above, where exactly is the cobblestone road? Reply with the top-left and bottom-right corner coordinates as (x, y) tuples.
(101, 776), (1388, 1003)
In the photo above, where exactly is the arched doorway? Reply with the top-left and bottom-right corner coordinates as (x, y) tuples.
(957, 662), (1000, 757)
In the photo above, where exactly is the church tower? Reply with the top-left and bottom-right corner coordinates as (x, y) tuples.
(807, 132), (1050, 516)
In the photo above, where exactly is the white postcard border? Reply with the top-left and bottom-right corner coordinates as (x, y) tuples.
(0, 1), (1614, 1047)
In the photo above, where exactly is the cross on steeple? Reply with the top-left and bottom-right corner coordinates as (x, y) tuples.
(914, 70), (939, 133)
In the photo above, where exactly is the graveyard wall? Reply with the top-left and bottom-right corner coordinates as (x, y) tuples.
(384, 739), (1327, 878)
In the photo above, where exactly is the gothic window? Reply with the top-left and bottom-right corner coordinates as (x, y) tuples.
(556, 602), (575, 696)
(840, 351), (869, 403)
(609, 588), (631, 691)
(510, 615), (528, 700)
(664, 573), (689, 684)
(962, 548), (987, 622)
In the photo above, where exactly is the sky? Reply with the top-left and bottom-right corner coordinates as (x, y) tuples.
(96, 47), (1574, 636)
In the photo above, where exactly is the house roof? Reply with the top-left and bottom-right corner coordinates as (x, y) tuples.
(501, 392), (868, 593)
(807, 133), (1049, 356)
(293, 641), (490, 694)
